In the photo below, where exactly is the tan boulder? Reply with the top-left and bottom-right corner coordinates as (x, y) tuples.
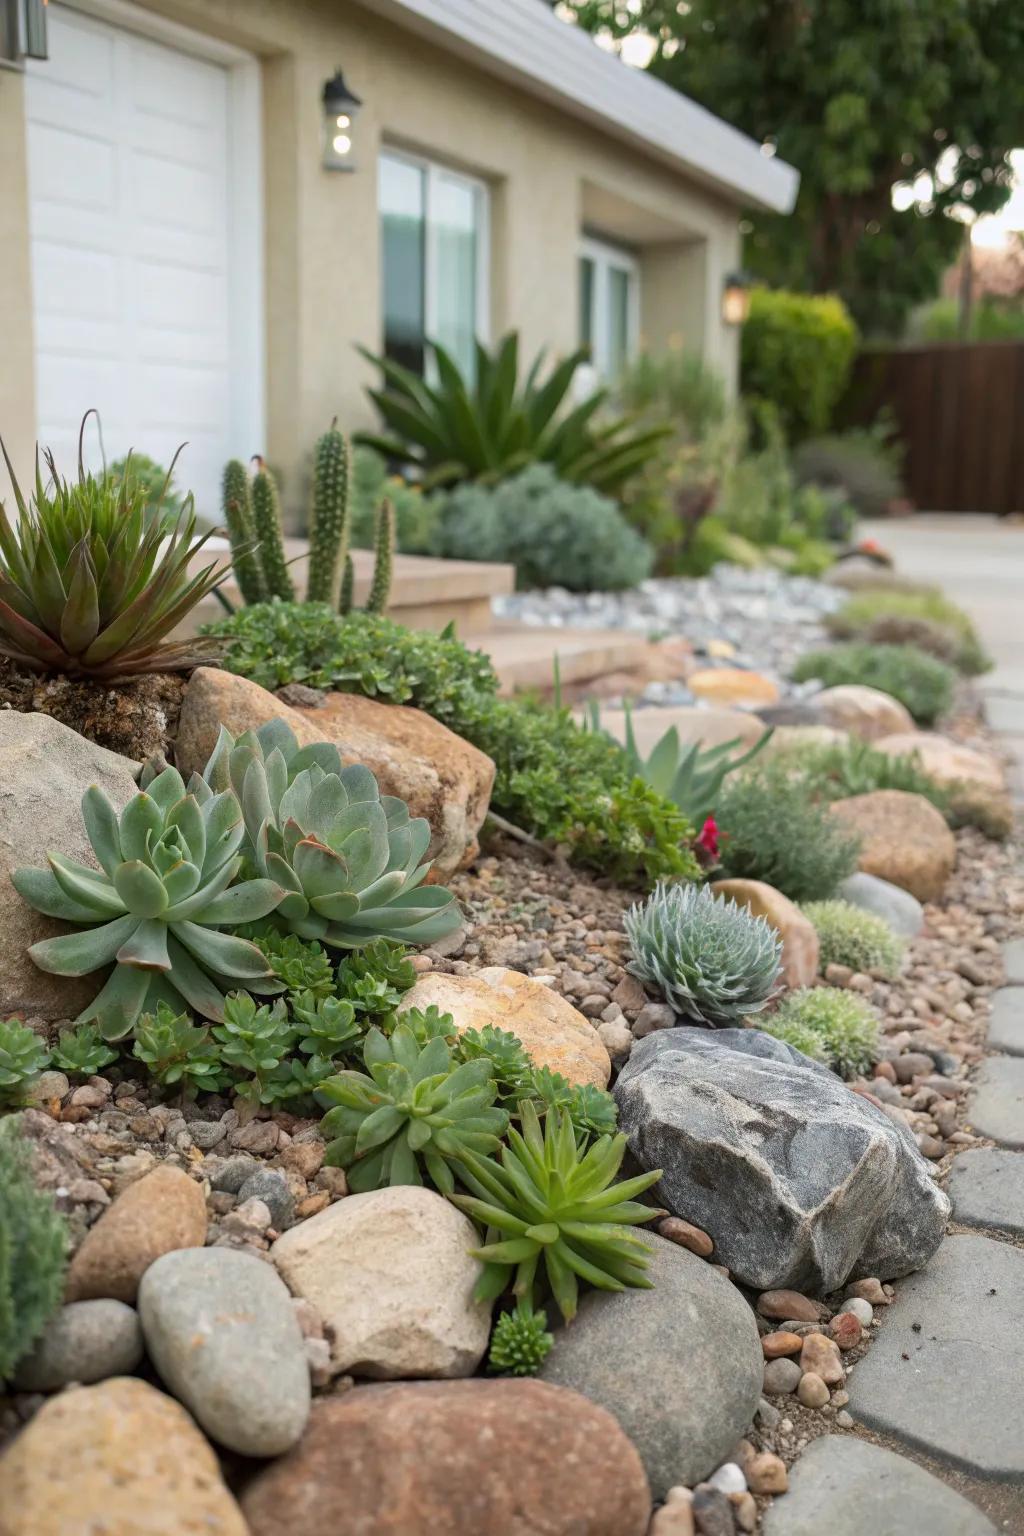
(66, 1164), (207, 1303)
(174, 667), (494, 875)
(710, 879), (818, 990)
(687, 669), (781, 709)
(241, 1381), (651, 1536)
(873, 731), (1005, 792)
(397, 967), (611, 1087)
(815, 685), (915, 742)
(829, 790), (956, 903)
(0, 1377), (247, 1535)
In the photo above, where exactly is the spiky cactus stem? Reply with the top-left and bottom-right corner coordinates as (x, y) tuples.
(250, 461), (295, 602)
(306, 425), (350, 607)
(365, 497), (395, 615)
(339, 553), (355, 616)
(222, 460), (267, 604)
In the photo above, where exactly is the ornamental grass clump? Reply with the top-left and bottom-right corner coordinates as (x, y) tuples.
(625, 882), (782, 1026)
(764, 987), (880, 1080)
(802, 899), (905, 979)
(0, 424), (226, 679)
(713, 762), (862, 902)
(0, 1117), (68, 1382)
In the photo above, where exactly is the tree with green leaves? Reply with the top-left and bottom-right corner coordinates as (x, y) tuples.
(564, 0), (1024, 334)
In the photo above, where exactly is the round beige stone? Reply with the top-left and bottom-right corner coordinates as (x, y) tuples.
(710, 879), (818, 991)
(396, 967), (611, 1087)
(829, 790), (956, 903)
(815, 684), (915, 742)
(872, 731), (1005, 791)
(687, 669), (781, 709)
(66, 1164), (207, 1304)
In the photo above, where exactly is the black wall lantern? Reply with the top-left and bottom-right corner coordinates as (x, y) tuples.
(0, 0), (48, 67)
(322, 68), (361, 172)
(722, 271), (752, 326)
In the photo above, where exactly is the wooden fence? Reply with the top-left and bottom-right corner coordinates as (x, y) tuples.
(848, 341), (1024, 515)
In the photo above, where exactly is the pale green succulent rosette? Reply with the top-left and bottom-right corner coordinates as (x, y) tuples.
(13, 766), (284, 1040)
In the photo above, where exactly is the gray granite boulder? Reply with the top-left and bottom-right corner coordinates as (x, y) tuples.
(614, 1028), (949, 1293)
(12, 1300), (143, 1390)
(539, 1235), (763, 1497)
(836, 872), (924, 939)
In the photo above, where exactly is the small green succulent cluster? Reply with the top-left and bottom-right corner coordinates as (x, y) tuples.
(764, 987), (880, 1079)
(802, 899), (905, 979)
(0, 1116), (68, 1381)
(0, 1018), (51, 1107)
(487, 1304), (554, 1376)
(51, 1024), (119, 1077)
(625, 882), (782, 1026)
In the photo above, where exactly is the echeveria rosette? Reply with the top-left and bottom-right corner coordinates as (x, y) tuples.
(319, 1024), (509, 1194)
(195, 720), (461, 949)
(450, 1101), (662, 1323)
(13, 766), (284, 1040)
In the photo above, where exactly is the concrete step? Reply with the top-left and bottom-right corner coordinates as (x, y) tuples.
(476, 622), (650, 696)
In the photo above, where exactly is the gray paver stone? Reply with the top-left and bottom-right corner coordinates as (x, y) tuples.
(969, 1058), (1024, 1148)
(947, 1147), (1024, 1236)
(986, 988), (1024, 1056)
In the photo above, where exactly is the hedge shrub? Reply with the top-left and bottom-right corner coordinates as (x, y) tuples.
(741, 288), (858, 442)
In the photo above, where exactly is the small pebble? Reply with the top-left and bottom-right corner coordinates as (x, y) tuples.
(658, 1217), (714, 1259)
(691, 1483), (735, 1536)
(839, 1296), (873, 1326)
(763, 1358), (802, 1395)
(707, 1463), (746, 1496)
(800, 1332), (845, 1385)
(729, 1492), (757, 1533)
(835, 1409), (855, 1428)
(796, 1371), (829, 1409)
(757, 1289), (827, 1323)
(745, 1452), (788, 1496)
(829, 1312), (862, 1351)
(762, 1331), (802, 1359)
(846, 1277), (889, 1306)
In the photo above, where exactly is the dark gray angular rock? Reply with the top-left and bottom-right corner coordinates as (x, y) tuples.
(539, 1235), (762, 1498)
(969, 1057), (1024, 1148)
(848, 1234), (1024, 1480)
(763, 1436), (997, 1535)
(12, 1300), (143, 1390)
(237, 1168), (295, 1229)
(986, 987), (1024, 1056)
(614, 1028), (949, 1293)
(947, 1147), (1024, 1235)
(138, 1246), (310, 1457)
(836, 872), (924, 938)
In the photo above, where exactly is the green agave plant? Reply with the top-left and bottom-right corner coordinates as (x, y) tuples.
(451, 1101), (662, 1322)
(356, 331), (670, 493)
(13, 766), (284, 1039)
(319, 1023), (509, 1194)
(0, 420), (226, 678)
(196, 719), (461, 948)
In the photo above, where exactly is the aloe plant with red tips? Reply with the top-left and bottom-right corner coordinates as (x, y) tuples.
(0, 414), (227, 678)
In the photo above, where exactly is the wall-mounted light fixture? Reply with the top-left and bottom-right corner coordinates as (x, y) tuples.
(322, 68), (361, 172)
(722, 271), (752, 326)
(0, 0), (48, 68)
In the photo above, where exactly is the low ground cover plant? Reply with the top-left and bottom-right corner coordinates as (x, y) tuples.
(792, 642), (956, 725)
(0, 1117), (68, 1382)
(826, 589), (991, 675)
(802, 899), (905, 979)
(764, 987), (880, 1079)
(713, 763), (862, 901)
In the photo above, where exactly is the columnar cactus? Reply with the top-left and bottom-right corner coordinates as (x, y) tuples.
(222, 460), (267, 605)
(250, 460), (295, 602)
(306, 424), (350, 607)
(365, 497), (395, 615)
(339, 553), (355, 616)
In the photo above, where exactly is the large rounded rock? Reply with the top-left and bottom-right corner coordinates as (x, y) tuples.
(0, 1377), (247, 1535)
(241, 1381), (651, 1536)
(710, 879), (818, 990)
(540, 1235), (763, 1497)
(271, 1185), (491, 1378)
(688, 668), (780, 708)
(397, 967), (611, 1087)
(873, 731), (1005, 792)
(66, 1164), (207, 1303)
(139, 1247), (310, 1456)
(829, 790), (956, 902)
(175, 667), (494, 876)
(614, 1028), (949, 1294)
(590, 705), (768, 754)
(836, 872), (925, 939)
(814, 685), (915, 741)
(12, 1299), (143, 1391)
(0, 712), (138, 1020)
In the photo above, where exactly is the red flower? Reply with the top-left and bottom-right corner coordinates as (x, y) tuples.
(697, 816), (719, 859)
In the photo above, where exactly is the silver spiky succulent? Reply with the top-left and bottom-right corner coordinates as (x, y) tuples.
(624, 882), (782, 1027)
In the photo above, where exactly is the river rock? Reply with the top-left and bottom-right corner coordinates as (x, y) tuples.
(241, 1381), (651, 1536)
(814, 685), (915, 742)
(0, 712), (138, 1020)
(540, 1236), (763, 1497)
(271, 1185), (491, 1378)
(710, 879), (818, 990)
(0, 1377), (247, 1535)
(873, 731), (1005, 791)
(12, 1299), (143, 1390)
(614, 1028), (949, 1293)
(175, 667), (493, 875)
(66, 1164), (207, 1303)
(396, 967), (611, 1087)
(835, 873), (925, 939)
(138, 1247), (310, 1456)
(829, 790), (956, 902)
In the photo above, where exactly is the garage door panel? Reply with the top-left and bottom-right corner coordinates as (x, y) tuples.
(131, 112), (222, 170)
(32, 244), (119, 321)
(34, 354), (123, 431)
(133, 156), (223, 237)
(136, 364), (229, 432)
(136, 261), (227, 335)
(42, 11), (113, 92)
(28, 123), (117, 212)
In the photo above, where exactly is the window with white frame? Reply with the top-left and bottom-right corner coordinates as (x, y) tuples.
(578, 235), (640, 381)
(379, 149), (489, 383)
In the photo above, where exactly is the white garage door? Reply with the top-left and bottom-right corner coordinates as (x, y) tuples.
(24, 3), (262, 517)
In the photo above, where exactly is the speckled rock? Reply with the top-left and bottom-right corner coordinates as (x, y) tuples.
(540, 1236), (763, 1497)
(396, 967), (611, 1087)
(614, 1028), (949, 1293)
(138, 1247), (310, 1456)
(271, 1185), (491, 1378)
(66, 1164), (207, 1303)
(240, 1381), (651, 1536)
(12, 1300), (143, 1390)
(710, 879), (818, 991)
(829, 790), (956, 902)
(873, 731), (1004, 791)
(0, 1377), (247, 1535)
(814, 685), (915, 742)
